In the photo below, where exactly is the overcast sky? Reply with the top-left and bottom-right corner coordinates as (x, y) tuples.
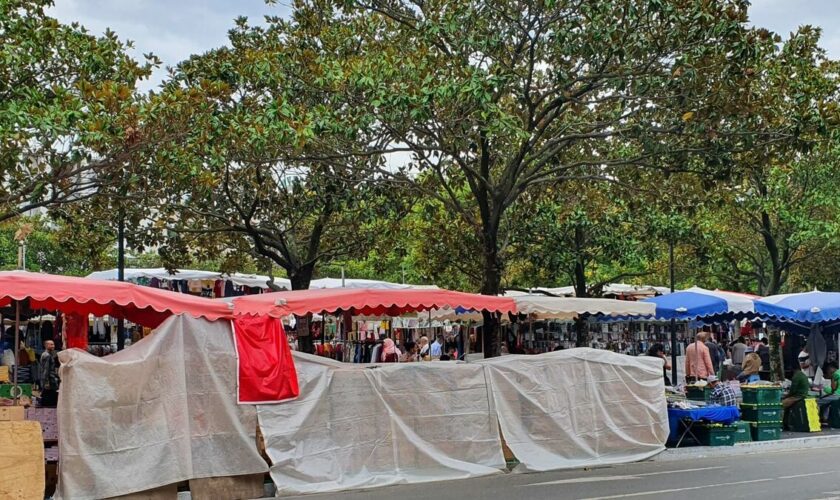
(50, 0), (840, 90)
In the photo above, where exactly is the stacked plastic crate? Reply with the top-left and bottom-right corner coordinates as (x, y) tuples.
(740, 386), (783, 441)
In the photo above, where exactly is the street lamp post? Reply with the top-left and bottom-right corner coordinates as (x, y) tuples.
(669, 239), (678, 386)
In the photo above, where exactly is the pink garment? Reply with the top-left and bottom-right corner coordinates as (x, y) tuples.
(685, 340), (715, 379)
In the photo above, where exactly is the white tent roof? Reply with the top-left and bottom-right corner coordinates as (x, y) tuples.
(86, 268), (291, 290)
(504, 283), (670, 298)
(513, 295), (656, 320)
(308, 278), (438, 290)
(225, 273), (291, 290)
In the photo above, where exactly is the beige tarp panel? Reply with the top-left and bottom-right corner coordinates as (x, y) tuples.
(257, 353), (504, 495)
(0, 420), (44, 500)
(479, 348), (669, 472)
(55, 315), (268, 500)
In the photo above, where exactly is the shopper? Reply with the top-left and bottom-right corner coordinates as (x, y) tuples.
(755, 337), (771, 379)
(39, 339), (59, 407)
(400, 341), (418, 362)
(381, 338), (401, 363)
(646, 343), (671, 386)
(708, 375), (737, 407)
(730, 336), (747, 371)
(430, 335), (443, 358)
(738, 350), (762, 384)
(705, 334), (725, 374)
(685, 332), (715, 383)
(418, 336), (430, 359)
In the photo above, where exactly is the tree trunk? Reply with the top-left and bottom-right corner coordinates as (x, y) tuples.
(769, 330), (783, 382)
(480, 227), (503, 358)
(572, 226), (590, 347)
(289, 264), (315, 354)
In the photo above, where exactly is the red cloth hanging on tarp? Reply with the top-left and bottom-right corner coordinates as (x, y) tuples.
(64, 312), (88, 350)
(233, 315), (299, 404)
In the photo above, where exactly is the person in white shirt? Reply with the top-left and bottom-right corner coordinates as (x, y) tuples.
(430, 335), (443, 358)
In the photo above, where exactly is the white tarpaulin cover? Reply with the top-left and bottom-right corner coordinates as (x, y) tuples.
(259, 349), (668, 495)
(479, 348), (668, 472)
(55, 315), (268, 499)
(257, 352), (504, 495)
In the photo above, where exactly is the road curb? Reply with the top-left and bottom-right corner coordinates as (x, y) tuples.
(651, 434), (840, 461)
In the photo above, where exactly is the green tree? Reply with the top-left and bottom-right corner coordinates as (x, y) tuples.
(145, 15), (413, 303)
(0, 0), (156, 222)
(297, 0), (774, 355)
(0, 216), (111, 275)
(699, 28), (840, 295)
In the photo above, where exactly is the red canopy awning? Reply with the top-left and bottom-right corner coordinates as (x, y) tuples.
(231, 287), (518, 318)
(0, 271), (234, 327)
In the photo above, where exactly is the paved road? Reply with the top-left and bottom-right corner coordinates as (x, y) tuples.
(283, 446), (840, 500)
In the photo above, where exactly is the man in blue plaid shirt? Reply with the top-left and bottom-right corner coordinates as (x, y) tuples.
(708, 375), (737, 407)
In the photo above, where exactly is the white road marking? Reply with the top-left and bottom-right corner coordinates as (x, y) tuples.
(577, 478), (774, 499)
(523, 467), (725, 487)
(525, 475), (637, 485)
(634, 466), (726, 477)
(578, 471), (834, 500)
(779, 472), (833, 479)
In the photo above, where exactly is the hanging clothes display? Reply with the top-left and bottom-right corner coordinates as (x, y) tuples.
(64, 313), (88, 350)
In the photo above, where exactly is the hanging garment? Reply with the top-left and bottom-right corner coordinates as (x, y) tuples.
(64, 313), (88, 350)
(188, 280), (203, 294)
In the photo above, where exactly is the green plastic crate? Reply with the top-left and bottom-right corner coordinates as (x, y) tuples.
(740, 403), (783, 422)
(742, 386), (782, 405)
(696, 424), (737, 446)
(747, 420), (782, 441)
(733, 420), (752, 443)
(686, 386), (711, 402)
(828, 400), (840, 429)
(0, 383), (32, 398)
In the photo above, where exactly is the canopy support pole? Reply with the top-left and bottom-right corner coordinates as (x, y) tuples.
(13, 300), (20, 405)
(669, 239), (678, 386)
(117, 212), (126, 351)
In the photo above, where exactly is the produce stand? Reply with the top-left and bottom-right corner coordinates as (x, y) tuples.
(667, 406), (740, 447)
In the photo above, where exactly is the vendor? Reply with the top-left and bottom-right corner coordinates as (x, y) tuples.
(818, 362), (840, 421)
(707, 375), (737, 407)
(783, 363), (812, 427)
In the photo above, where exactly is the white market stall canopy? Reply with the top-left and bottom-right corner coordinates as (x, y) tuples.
(86, 268), (291, 290)
(308, 277), (439, 290)
(506, 283), (670, 298)
(513, 295), (656, 320)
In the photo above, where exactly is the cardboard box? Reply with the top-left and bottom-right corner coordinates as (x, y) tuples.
(0, 405), (25, 421)
(189, 474), (265, 500)
(107, 482), (178, 499)
(0, 420), (45, 499)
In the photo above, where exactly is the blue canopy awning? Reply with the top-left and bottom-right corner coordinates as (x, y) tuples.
(640, 287), (757, 321)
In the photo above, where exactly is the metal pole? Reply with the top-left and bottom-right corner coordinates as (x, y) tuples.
(12, 300), (21, 405)
(117, 212), (126, 351)
(341, 266), (345, 288)
(669, 239), (678, 386)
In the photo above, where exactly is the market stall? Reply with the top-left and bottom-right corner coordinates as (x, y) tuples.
(0, 271), (298, 499)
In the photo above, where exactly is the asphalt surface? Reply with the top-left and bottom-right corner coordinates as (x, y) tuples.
(282, 446), (840, 500)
